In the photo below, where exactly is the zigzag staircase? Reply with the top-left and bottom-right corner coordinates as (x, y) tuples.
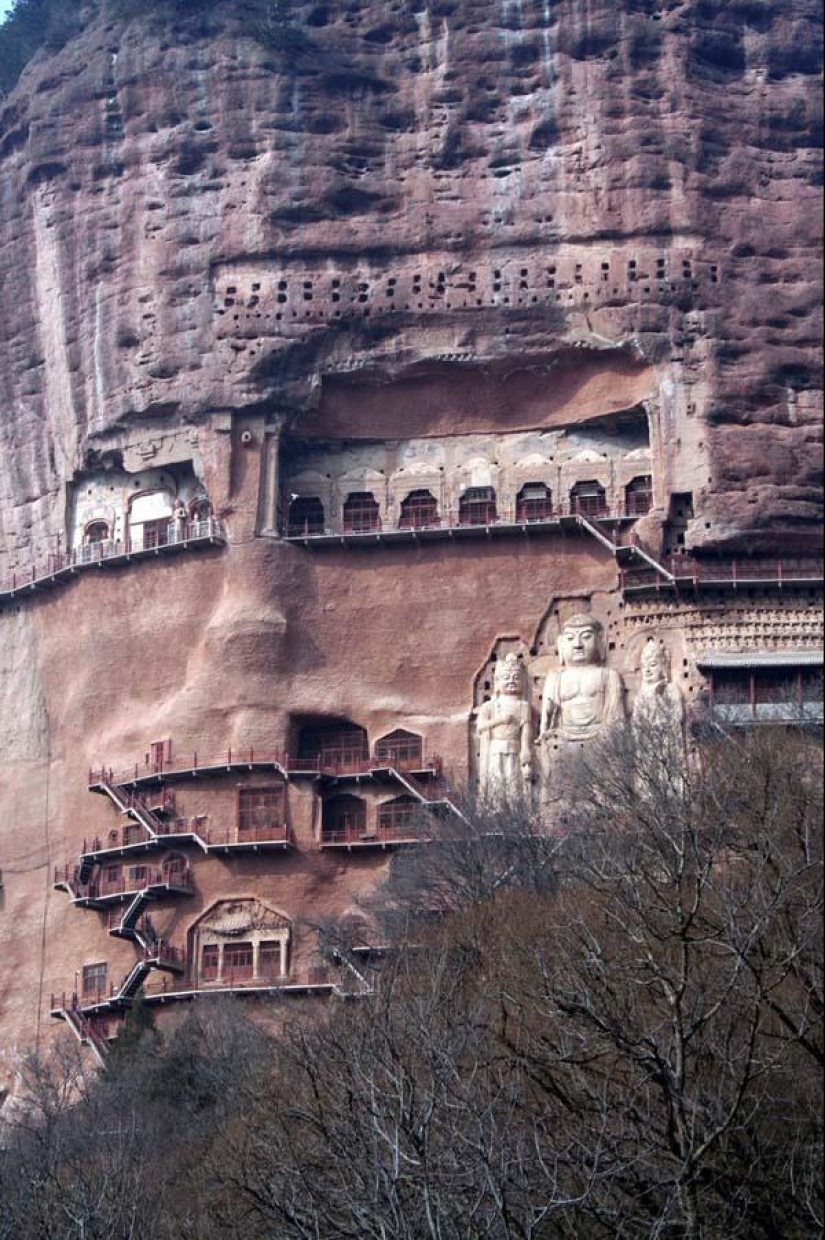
(388, 768), (468, 824)
(97, 779), (209, 853)
(575, 515), (675, 585)
(61, 1007), (110, 1069)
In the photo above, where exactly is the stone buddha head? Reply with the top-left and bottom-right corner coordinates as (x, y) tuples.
(640, 637), (670, 688)
(494, 652), (525, 696)
(557, 615), (606, 667)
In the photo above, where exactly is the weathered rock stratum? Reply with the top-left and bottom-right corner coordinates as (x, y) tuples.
(0, 0), (822, 1092)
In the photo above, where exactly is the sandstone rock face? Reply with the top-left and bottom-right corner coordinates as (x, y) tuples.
(0, 0), (822, 1090)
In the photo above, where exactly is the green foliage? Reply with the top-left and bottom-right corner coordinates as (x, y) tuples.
(0, 0), (89, 94)
(107, 992), (159, 1065)
(0, 0), (309, 97)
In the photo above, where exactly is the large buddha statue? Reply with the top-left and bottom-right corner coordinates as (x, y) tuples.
(539, 614), (625, 744)
(476, 653), (533, 797)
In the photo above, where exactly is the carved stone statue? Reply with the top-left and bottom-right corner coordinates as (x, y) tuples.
(632, 638), (685, 739)
(539, 614), (625, 744)
(476, 653), (533, 796)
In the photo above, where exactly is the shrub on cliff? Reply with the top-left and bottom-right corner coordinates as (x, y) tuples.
(0, 0), (308, 96)
(0, 0), (87, 94)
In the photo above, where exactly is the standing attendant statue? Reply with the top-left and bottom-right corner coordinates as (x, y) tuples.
(539, 614), (625, 745)
(476, 653), (533, 797)
(632, 638), (685, 740)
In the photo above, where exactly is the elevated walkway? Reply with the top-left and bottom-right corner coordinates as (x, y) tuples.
(0, 518), (226, 611)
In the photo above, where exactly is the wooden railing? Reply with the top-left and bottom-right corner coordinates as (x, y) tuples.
(622, 556), (824, 590)
(321, 820), (426, 847)
(89, 749), (443, 787)
(54, 864), (194, 900)
(281, 502), (639, 540)
(1, 518), (225, 600)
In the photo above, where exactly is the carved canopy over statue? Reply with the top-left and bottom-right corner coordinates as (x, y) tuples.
(538, 614), (625, 744)
(475, 653), (533, 797)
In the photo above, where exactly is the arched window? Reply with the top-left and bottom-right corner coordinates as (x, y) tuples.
(287, 496), (325, 537)
(189, 497), (212, 525)
(625, 475), (654, 517)
(129, 490), (175, 551)
(378, 796), (420, 836)
(459, 486), (497, 526)
(84, 521), (110, 544)
(374, 729), (424, 767)
(162, 854), (188, 885)
(570, 480), (608, 518)
(298, 722), (369, 771)
(322, 795), (367, 844)
(343, 492), (381, 533)
(516, 483), (553, 522)
(398, 490), (439, 530)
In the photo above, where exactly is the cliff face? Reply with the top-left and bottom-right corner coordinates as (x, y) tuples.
(0, 0), (821, 558)
(0, 0), (822, 1092)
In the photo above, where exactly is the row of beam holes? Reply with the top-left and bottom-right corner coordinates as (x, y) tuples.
(217, 258), (720, 322)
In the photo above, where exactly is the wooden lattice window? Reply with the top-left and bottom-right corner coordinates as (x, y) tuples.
(223, 941), (254, 980)
(378, 796), (419, 835)
(625, 475), (654, 517)
(201, 945), (219, 982)
(570, 480), (608, 517)
(82, 962), (108, 997)
(298, 723), (369, 770)
(516, 483), (553, 522)
(238, 787), (286, 839)
(398, 489), (439, 530)
(712, 671), (751, 706)
(143, 518), (172, 550)
(163, 854), (187, 883)
(287, 497), (325, 537)
(343, 492), (381, 533)
(374, 729), (423, 767)
(259, 940), (285, 980)
(459, 486), (497, 526)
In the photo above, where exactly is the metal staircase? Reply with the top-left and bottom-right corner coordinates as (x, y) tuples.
(95, 779), (210, 853)
(575, 515), (675, 585)
(60, 1007), (110, 1069)
(388, 768), (468, 824)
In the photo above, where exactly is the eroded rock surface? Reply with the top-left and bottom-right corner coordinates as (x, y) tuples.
(0, 0), (822, 1088)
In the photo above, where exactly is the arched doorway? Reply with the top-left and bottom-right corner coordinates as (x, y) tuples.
(374, 729), (424, 768)
(287, 496), (325, 537)
(459, 486), (497, 526)
(570, 480), (608, 518)
(625, 475), (654, 517)
(322, 795), (367, 844)
(516, 483), (553, 522)
(398, 490), (439, 530)
(343, 492), (381, 533)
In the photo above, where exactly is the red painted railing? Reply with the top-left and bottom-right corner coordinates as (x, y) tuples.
(280, 502), (637, 540)
(89, 749), (443, 787)
(54, 863), (194, 900)
(321, 821), (426, 847)
(1, 518), (225, 600)
(622, 556), (824, 590)
(51, 964), (339, 1016)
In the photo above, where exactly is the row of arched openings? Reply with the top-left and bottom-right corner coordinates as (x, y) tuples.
(82, 498), (213, 546)
(297, 724), (424, 769)
(286, 477), (653, 536)
(322, 794), (420, 843)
